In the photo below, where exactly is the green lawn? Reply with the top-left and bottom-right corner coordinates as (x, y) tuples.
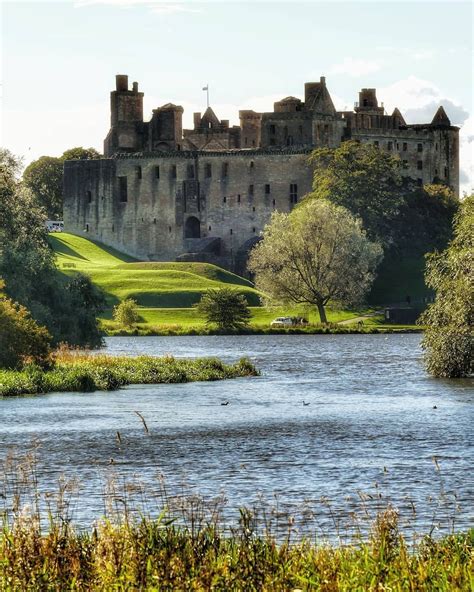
(50, 233), (407, 332)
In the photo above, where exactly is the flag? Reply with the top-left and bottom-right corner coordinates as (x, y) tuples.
(202, 85), (208, 91)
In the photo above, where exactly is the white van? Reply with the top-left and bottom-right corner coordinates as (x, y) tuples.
(46, 220), (64, 232)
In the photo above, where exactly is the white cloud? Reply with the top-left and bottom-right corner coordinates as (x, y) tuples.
(329, 57), (382, 78)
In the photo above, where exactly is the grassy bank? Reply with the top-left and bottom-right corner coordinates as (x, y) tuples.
(0, 510), (471, 590)
(0, 353), (258, 397)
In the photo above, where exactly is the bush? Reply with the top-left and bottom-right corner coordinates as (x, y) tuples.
(0, 288), (51, 369)
(113, 299), (139, 328)
(196, 288), (251, 330)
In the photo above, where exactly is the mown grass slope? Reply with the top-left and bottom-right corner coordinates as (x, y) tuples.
(49, 233), (260, 307)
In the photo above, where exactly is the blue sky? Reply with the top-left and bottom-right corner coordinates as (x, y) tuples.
(2, 0), (473, 192)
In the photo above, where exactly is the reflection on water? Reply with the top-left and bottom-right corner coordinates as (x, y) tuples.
(0, 334), (472, 535)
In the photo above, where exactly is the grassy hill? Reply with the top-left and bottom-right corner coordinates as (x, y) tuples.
(49, 233), (260, 308)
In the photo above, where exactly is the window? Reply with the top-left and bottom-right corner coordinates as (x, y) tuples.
(252, 227), (256, 233)
(85, 223), (89, 232)
(208, 225), (212, 231)
(119, 176), (128, 202)
(153, 218), (157, 224)
(417, 160), (423, 170)
(396, 143), (400, 150)
(187, 164), (195, 179)
(155, 166), (160, 179)
(270, 138), (276, 146)
(444, 167), (448, 178)
(205, 163), (212, 178)
(86, 190), (92, 204)
(249, 160), (255, 169)
(252, 206), (255, 212)
(136, 166), (142, 180)
(289, 183), (298, 204)
(168, 226), (172, 233)
(237, 194), (241, 203)
(245, 137), (248, 146)
(374, 141), (379, 148)
(387, 141), (393, 151)
(171, 165), (177, 179)
(270, 124), (276, 134)
(286, 136), (294, 146)
(403, 142), (407, 151)
(222, 162), (229, 177)
(417, 143), (423, 152)
(417, 178), (423, 186)
(265, 184), (270, 194)
(223, 196), (227, 203)
(249, 184), (254, 196)
(435, 143), (438, 151)
(272, 199), (276, 207)
(230, 228), (233, 235)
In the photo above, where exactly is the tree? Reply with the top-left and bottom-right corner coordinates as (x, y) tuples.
(248, 199), (383, 324)
(307, 141), (405, 245)
(196, 288), (251, 330)
(419, 195), (473, 378)
(113, 299), (139, 328)
(22, 147), (101, 219)
(0, 281), (51, 369)
(0, 151), (104, 348)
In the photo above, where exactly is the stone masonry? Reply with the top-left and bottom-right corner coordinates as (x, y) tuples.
(63, 75), (459, 273)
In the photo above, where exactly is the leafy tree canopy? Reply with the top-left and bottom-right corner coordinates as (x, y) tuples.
(307, 140), (405, 245)
(113, 298), (140, 328)
(248, 199), (383, 323)
(196, 288), (251, 330)
(420, 195), (473, 378)
(22, 147), (101, 219)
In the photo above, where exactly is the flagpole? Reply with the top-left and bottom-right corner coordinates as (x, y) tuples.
(207, 83), (209, 108)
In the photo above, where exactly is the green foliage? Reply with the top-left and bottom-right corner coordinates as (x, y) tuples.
(307, 140), (405, 244)
(0, 286), (51, 369)
(420, 195), (474, 377)
(0, 354), (259, 397)
(249, 199), (383, 323)
(196, 288), (251, 330)
(113, 298), (139, 328)
(0, 152), (104, 348)
(22, 147), (101, 219)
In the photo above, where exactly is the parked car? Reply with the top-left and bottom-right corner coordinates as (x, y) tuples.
(46, 220), (64, 232)
(270, 317), (294, 327)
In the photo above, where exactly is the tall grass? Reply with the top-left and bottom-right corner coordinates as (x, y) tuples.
(0, 352), (259, 397)
(0, 452), (471, 591)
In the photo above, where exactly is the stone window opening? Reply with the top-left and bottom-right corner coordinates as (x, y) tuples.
(86, 190), (92, 204)
(265, 184), (270, 195)
(252, 140), (255, 146)
(223, 196), (227, 203)
(237, 194), (241, 203)
(252, 227), (256, 233)
(119, 176), (128, 202)
(444, 167), (448, 178)
(136, 166), (142, 180)
(169, 225), (172, 233)
(85, 223), (89, 232)
(252, 206), (256, 212)
(374, 141), (379, 148)
(270, 124), (276, 135)
(417, 143), (423, 152)
(289, 183), (298, 204)
(403, 142), (408, 151)
(187, 164), (195, 179)
(286, 136), (294, 146)
(249, 184), (254, 196)
(245, 137), (248, 146)
(249, 160), (255, 169)
(270, 138), (276, 146)
(205, 163), (212, 178)
(417, 178), (423, 186)
(435, 143), (438, 151)
(155, 166), (160, 179)
(272, 199), (276, 207)
(230, 228), (233, 235)
(222, 162), (229, 177)
(185, 216), (201, 239)
(417, 161), (423, 170)
(153, 218), (157, 224)
(171, 165), (177, 179)
(387, 141), (393, 151)
(208, 225), (212, 231)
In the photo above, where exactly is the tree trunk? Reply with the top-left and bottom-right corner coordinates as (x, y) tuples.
(316, 302), (328, 324)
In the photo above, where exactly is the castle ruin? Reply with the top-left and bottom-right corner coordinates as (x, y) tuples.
(64, 75), (459, 273)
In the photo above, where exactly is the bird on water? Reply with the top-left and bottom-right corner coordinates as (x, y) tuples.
(221, 401), (229, 406)
(303, 401), (310, 406)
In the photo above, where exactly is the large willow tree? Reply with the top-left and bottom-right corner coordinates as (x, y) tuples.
(420, 195), (473, 378)
(248, 199), (382, 324)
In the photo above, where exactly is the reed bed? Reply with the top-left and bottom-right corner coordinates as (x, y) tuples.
(0, 353), (259, 397)
(0, 451), (471, 591)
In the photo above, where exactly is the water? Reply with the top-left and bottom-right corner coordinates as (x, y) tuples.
(1, 334), (473, 537)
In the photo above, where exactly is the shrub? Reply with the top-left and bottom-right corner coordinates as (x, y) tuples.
(113, 299), (139, 328)
(196, 288), (251, 330)
(0, 287), (51, 369)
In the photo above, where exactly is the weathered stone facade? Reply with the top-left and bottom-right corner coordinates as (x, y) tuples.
(64, 75), (459, 272)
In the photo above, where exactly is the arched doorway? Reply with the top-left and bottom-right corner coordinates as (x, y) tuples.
(184, 216), (201, 239)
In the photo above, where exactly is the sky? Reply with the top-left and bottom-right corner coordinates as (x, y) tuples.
(1, 0), (473, 193)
